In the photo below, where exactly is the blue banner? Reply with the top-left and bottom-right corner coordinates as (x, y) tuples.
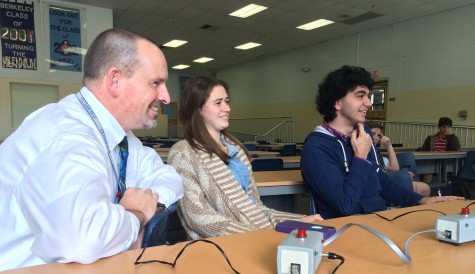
(0, 0), (37, 70)
(49, 5), (81, 72)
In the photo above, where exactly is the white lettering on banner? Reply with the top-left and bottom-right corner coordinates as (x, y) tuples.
(0, 2), (34, 13)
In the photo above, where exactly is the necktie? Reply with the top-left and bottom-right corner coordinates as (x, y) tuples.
(117, 136), (128, 202)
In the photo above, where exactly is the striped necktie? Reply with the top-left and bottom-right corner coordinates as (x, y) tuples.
(117, 136), (128, 202)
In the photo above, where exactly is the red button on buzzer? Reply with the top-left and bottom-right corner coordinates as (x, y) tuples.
(296, 228), (307, 238)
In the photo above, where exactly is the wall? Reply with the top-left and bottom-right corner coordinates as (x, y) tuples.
(0, 0), (113, 140)
(132, 114), (168, 137)
(216, 4), (475, 142)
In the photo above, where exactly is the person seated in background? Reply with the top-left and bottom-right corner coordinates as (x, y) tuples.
(418, 117), (461, 182)
(369, 123), (430, 197)
(167, 75), (323, 240)
(300, 65), (463, 219)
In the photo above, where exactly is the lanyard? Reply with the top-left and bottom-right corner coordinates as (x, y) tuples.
(76, 91), (123, 202)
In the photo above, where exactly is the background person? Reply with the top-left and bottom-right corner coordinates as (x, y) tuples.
(0, 28), (183, 271)
(369, 123), (430, 197)
(300, 65), (463, 219)
(168, 75), (323, 240)
(418, 117), (461, 182)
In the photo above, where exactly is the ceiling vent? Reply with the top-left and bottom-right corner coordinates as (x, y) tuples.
(340, 12), (383, 25)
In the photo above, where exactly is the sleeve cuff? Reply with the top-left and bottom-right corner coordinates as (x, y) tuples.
(354, 155), (372, 165)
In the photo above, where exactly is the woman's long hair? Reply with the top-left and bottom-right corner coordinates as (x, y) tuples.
(179, 75), (250, 163)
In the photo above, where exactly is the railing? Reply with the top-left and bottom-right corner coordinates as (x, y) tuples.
(369, 120), (475, 148)
(167, 117), (295, 143)
(167, 124), (183, 139)
(228, 117), (294, 143)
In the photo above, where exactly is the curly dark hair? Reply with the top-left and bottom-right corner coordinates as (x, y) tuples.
(316, 65), (374, 122)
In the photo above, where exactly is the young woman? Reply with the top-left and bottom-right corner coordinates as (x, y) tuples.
(168, 75), (323, 240)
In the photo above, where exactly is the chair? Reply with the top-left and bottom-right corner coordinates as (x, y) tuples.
(279, 144), (297, 156)
(142, 201), (178, 248)
(251, 158), (284, 171)
(308, 190), (318, 215)
(396, 152), (446, 196)
(396, 152), (419, 178)
(244, 143), (257, 151)
(449, 151), (475, 199)
(159, 142), (174, 148)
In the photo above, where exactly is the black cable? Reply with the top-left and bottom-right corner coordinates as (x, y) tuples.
(134, 239), (241, 274)
(323, 252), (345, 274)
(369, 209), (446, 221)
(464, 201), (475, 208)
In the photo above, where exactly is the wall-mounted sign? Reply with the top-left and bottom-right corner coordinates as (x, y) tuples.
(49, 5), (81, 72)
(0, 0), (37, 70)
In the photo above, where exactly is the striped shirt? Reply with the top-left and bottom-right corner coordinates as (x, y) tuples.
(434, 134), (446, 151)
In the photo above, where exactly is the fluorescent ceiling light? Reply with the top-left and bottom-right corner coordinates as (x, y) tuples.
(297, 19), (334, 30)
(163, 40), (188, 48)
(193, 57), (214, 63)
(235, 42), (261, 50)
(172, 64), (190, 69)
(229, 4), (267, 18)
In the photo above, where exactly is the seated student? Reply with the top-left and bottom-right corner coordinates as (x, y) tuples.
(300, 65), (463, 219)
(168, 75), (323, 240)
(418, 117), (461, 182)
(369, 123), (430, 197)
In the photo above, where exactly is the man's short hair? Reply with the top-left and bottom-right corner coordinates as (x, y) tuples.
(438, 117), (453, 127)
(316, 65), (375, 122)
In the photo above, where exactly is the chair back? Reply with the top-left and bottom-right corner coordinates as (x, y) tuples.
(142, 201), (178, 248)
(251, 158), (284, 171)
(457, 151), (475, 179)
(159, 142), (174, 148)
(244, 143), (257, 151)
(309, 192), (318, 215)
(280, 144), (297, 156)
(396, 152), (419, 179)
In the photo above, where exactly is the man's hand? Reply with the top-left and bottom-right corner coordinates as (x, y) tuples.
(380, 135), (392, 147)
(301, 214), (324, 223)
(351, 123), (373, 159)
(418, 196), (465, 205)
(120, 188), (159, 225)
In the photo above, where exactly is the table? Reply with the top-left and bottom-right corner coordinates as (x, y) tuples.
(157, 152), (168, 163)
(5, 200), (474, 274)
(278, 155), (300, 169)
(256, 143), (303, 152)
(254, 169), (305, 196)
(254, 169), (306, 213)
(409, 151), (466, 181)
(249, 150), (280, 158)
(154, 147), (171, 152)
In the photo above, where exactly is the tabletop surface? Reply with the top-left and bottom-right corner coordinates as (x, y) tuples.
(4, 200), (475, 274)
(253, 169), (303, 187)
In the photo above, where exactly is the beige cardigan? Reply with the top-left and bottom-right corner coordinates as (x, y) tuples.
(168, 140), (303, 240)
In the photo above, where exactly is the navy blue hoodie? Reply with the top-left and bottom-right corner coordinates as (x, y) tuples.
(300, 125), (422, 219)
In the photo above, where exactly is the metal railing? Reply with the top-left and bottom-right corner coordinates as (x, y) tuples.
(228, 117), (294, 143)
(167, 117), (295, 143)
(368, 120), (475, 148)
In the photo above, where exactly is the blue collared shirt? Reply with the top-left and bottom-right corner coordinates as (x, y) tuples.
(220, 135), (257, 204)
